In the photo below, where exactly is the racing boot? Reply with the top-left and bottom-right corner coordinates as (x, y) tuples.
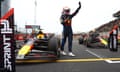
(68, 52), (75, 57)
(60, 51), (67, 55)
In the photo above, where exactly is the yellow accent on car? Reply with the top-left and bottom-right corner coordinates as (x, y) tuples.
(37, 34), (45, 39)
(18, 45), (32, 55)
(99, 38), (108, 45)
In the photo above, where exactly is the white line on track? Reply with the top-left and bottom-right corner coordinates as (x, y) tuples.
(86, 49), (120, 64)
(105, 60), (120, 63)
(85, 49), (103, 58)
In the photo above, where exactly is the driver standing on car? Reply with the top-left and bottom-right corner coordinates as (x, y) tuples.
(60, 1), (81, 56)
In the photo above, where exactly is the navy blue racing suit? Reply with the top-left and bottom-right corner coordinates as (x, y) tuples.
(60, 5), (81, 52)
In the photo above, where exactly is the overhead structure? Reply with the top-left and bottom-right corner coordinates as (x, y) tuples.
(113, 10), (120, 18)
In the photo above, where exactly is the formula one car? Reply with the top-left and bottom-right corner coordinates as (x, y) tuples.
(16, 30), (61, 62)
(79, 31), (108, 48)
(78, 33), (87, 44)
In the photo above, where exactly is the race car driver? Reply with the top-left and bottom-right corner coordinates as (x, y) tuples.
(60, 1), (81, 56)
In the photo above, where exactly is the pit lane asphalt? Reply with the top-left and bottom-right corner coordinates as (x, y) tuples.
(16, 39), (120, 72)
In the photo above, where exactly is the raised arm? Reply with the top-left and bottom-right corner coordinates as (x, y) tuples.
(71, 1), (81, 18)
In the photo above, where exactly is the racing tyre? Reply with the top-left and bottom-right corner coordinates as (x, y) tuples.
(48, 37), (60, 58)
(79, 38), (83, 44)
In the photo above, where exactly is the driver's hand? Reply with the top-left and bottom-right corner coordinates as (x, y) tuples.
(79, 1), (81, 7)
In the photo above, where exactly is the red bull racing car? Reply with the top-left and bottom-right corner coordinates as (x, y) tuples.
(16, 30), (61, 63)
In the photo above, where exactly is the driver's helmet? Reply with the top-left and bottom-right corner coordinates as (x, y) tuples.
(37, 30), (44, 39)
(62, 6), (70, 15)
